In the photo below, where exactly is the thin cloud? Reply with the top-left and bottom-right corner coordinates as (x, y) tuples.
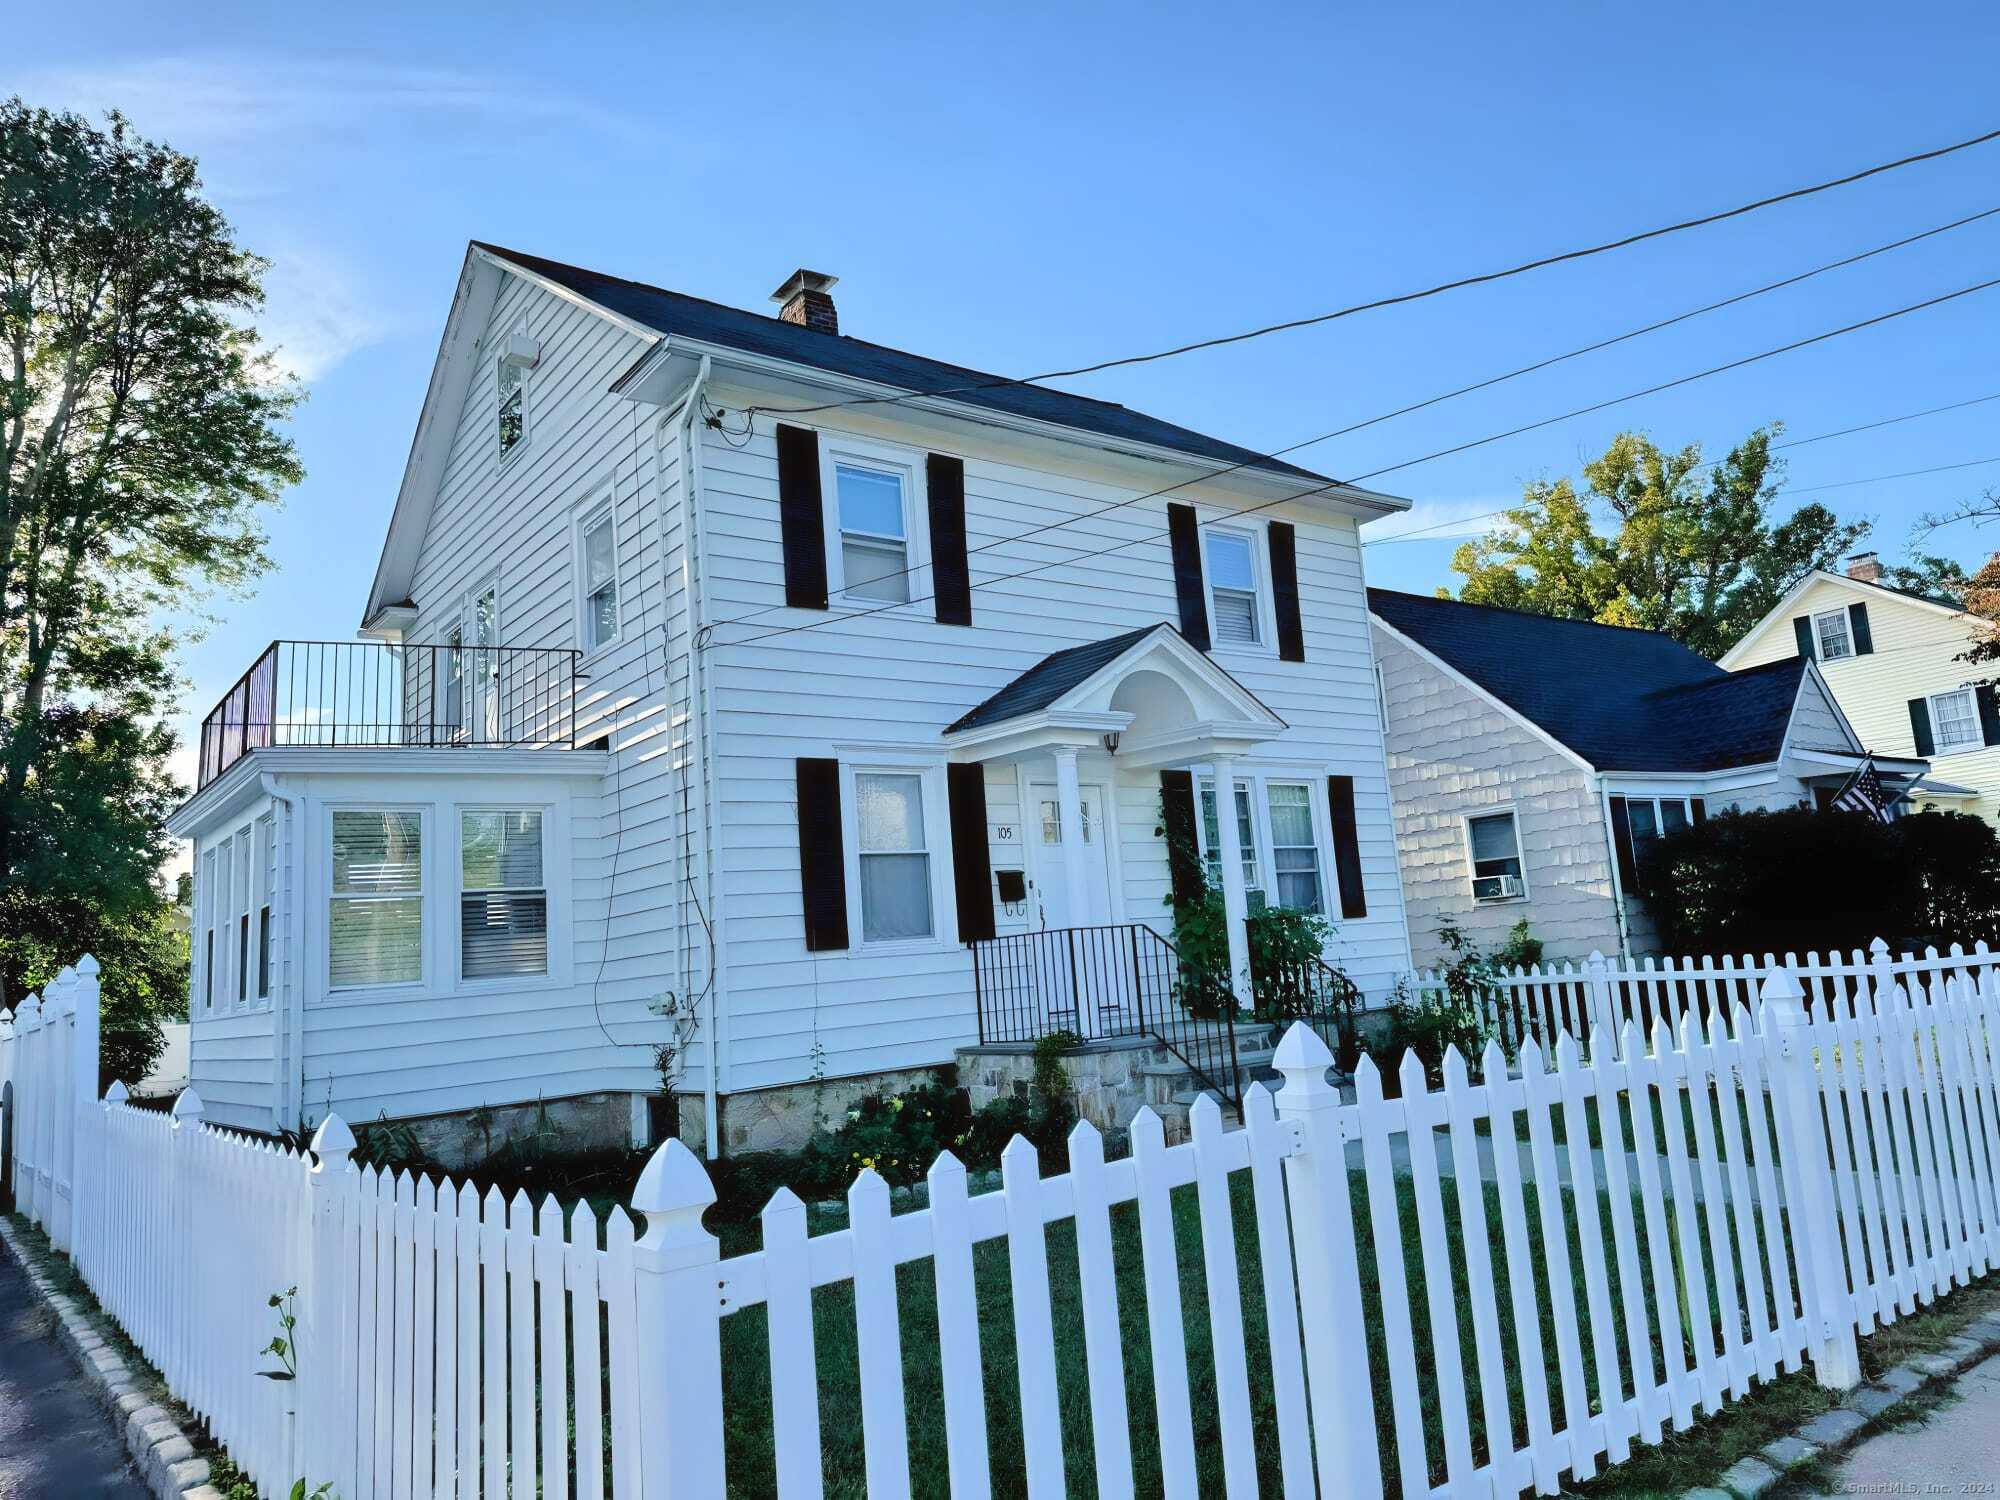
(17, 55), (647, 147)
(252, 245), (392, 385)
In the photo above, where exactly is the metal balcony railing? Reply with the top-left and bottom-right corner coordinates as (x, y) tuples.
(195, 640), (582, 790)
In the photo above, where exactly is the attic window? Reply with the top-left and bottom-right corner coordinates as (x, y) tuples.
(1813, 607), (1853, 662)
(497, 354), (527, 459)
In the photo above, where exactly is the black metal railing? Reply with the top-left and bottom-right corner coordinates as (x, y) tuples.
(1250, 941), (1363, 1063)
(969, 923), (1244, 1109)
(196, 640), (582, 789)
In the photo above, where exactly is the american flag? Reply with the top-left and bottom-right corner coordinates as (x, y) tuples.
(1830, 756), (1894, 823)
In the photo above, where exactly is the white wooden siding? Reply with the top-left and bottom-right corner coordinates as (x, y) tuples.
(699, 396), (1411, 1090)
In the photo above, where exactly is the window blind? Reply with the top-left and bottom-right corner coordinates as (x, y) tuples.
(329, 810), (423, 989)
(461, 810), (547, 979)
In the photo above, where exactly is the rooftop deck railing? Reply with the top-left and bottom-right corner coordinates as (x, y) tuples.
(195, 640), (581, 790)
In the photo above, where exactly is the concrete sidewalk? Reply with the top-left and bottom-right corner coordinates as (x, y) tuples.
(0, 1245), (148, 1498)
(1826, 1350), (2000, 1496)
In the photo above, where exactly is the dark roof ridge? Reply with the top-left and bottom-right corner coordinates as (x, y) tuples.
(477, 240), (1159, 420)
(1367, 587), (1718, 649)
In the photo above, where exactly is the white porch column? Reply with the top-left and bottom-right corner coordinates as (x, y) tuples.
(1209, 754), (1256, 1010)
(1052, 746), (1091, 926)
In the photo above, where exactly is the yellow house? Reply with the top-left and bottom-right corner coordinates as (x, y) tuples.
(1721, 553), (1998, 822)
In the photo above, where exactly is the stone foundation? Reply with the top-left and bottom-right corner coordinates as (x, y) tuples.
(958, 1036), (1163, 1138)
(707, 1066), (953, 1155)
(387, 1090), (645, 1171)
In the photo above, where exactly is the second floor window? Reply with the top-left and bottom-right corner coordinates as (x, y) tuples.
(579, 505), (619, 651)
(835, 462), (909, 603)
(1931, 687), (1981, 751)
(1814, 607), (1853, 662)
(1205, 531), (1262, 647)
(497, 355), (525, 459)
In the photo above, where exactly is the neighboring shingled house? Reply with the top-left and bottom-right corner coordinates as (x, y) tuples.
(1368, 589), (1929, 967)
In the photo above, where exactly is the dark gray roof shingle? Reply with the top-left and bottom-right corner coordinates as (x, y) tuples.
(1368, 588), (1811, 772)
(476, 243), (1334, 484)
(945, 624), (1170, 734)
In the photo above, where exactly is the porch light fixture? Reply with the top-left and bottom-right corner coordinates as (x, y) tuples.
(1101, 730), (1121, 754)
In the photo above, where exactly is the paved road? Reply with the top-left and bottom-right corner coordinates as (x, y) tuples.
(0, 1245), (149, 1499)
(1833, 1350), (2000, 1496)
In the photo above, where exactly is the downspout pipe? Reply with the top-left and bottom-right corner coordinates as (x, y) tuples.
(261, 773), (309, 1130)
(673, 355), (723, 1159)
(1595, 774), (1635, 964)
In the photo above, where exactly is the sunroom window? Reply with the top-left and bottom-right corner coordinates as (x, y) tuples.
(856, 772), (932, 941)
(461, 810), (548, 980)
(836, 463), (909, 603)
(329, 810), (423, 989)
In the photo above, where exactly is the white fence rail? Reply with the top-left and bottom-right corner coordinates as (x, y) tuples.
(1412, 935), (1998, 1058)
(8, 948), (2000, 1497)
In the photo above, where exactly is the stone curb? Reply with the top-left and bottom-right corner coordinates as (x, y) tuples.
(1683, 1310), (2000, 1499)
(0, 1218), (222, 1500)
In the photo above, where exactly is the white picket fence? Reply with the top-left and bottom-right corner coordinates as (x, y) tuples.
(9, 947), (2000, 1498)
(1412, 936), (1998, 1059)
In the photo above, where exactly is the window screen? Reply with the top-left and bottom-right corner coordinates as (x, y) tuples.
(461, 810), (548, 979)
(329, 810), (423, 989)
(857, 773), (932, 941)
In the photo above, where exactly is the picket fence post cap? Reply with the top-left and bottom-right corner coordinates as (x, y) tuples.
(104, 1080), (128, 1105)
(1272, 1021), (1337, 1103)
(632, 1144), (720, 1224)
(1869, 935), (1891, 956)
(171, 1087), (206, 1122)
(310, 1113), (357, 1167)
(1759, 969), (1808, 1026)
(75, 953), (99, 978)
(1586, 949), (1606, 965)
(54, 964), (75, 988)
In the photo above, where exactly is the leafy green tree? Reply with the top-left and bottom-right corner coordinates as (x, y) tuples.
(1, 99), (300, 1048)
(1879, 552), (1970, 603)
(1449, 429), (1868, 659)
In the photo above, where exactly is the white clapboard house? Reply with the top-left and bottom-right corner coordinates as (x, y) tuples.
(168, 248), (1416, 1155)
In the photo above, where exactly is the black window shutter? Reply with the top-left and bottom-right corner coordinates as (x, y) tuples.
(1608, 796), (1639, 892)
(1792, 616), (1815, 661)
(1268, 521), (1306, 663)
(1848, 602), (1874, 655)
(1980, 684), (2000, 747)
(795, 757), (848, 951)
(1166, 503), (1211, 651)
(1908, 697), (1936, 757)
(1159, 769), (1204, 905)
(776, 424), (828, 610)
(927, 454), (972, 626)
(1690, 798), (1708, 825)
(1326, 775), (1367, 919)
(946, 762), (994, 942)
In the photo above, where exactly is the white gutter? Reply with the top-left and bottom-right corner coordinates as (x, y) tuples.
(261, 773), (308, 1128)
(672, 356), (725, 1158)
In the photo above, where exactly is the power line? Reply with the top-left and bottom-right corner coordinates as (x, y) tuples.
(740, 123), (2000, 424)
(707, 206), (2000, 635)
(716, 273), (2000, 647)
(1776, 392), (2000, 450)
(1794, 455), (2000, 493)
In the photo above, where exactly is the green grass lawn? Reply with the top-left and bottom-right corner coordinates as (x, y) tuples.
(712, 1159), (1719, 1500)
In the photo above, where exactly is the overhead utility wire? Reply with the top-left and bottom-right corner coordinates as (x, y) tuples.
(716, 274), (2000, 648)
(737, 124), (2000, 423)
(707, 205), (2000, 634)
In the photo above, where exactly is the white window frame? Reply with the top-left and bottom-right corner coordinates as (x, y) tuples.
(1619, 794), (1698, 873)
(1930, 686), (1983, 753)
(1202, 524), (1272, 654)
(1193, 767), (1340, 917)
(1462, 806), (1529, 904)
(462, 574), (501, 742)
(818, 434), (929, 610)
(496, 338), (529, 464)
(253, 814), (273, 1004)
(456, 805), (552, 987)
(199, 847), (217, 1014)
(838, 756), (953, 951)
(325, 804), (429, 995)
(232, 825), (254, 1007)
(1813, 606), (1854, 662)
(573, 493), (622, 658)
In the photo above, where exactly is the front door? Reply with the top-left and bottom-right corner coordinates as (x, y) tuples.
(1031, 784), (1111, 928)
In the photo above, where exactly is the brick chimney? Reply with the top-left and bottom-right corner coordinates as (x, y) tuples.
(772, 269), (839, 336)
(1846, 551), (1883, 584)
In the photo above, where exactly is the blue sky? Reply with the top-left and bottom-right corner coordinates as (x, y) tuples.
(11, 2), (2000, 792)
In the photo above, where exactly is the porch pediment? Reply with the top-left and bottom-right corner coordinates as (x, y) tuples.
(941, 623), (1285, 766)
